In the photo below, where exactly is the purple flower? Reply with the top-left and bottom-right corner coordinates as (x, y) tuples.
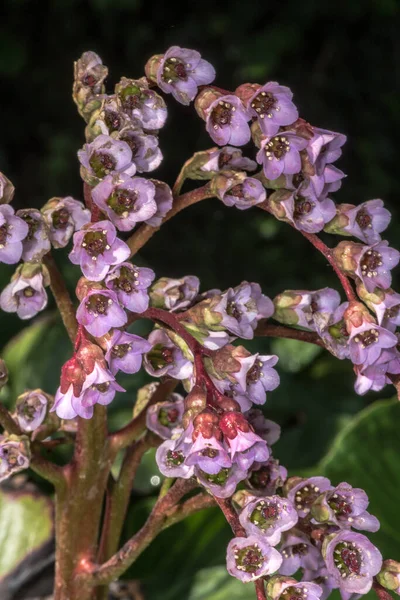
(69, 221), (130, 281)
(371, 289), (400, 332)
(195, 463), (247, 498)
(257, 132), (308, 180)
(281, 193), (336, 234)
(76, 289), (127, 337)
(355, 241), (400, 292)
(15, 389), (49, 432)
(144, 180), (173, 227)
(201, 146), (257, 173)
(146, 393), (184, 439)
(92, 174), (157, 231)
(149, 275), (200, 311)
(246, 82), (298, 136)
(0, 205), (29, 264)
(239, 495), (298, 545)
(314, 302), (350, 360)
(240, 354), (280, 405)
(89, 96), (128, 138)
(219, 177), (266, 210)
(342, 200), (391, 245)
(214, 282), (274, 339)
(205, 95), (251, 146)
(155, 427), (194, 478)
(354, 348), (400, 395)
(247, 458), (287, 496)
(186, 433), (232, 474)
(105, 330), (151, 375)
(302, 568), (338, 600)
(0, 269), (48, 319)
(0, 436), (30, 481)
(312, 482), (379, 533)
(287, 476), (332, 518)
(105, 262), (155, 313)
(155, 46), (215, 105)
(307, 127), (346, 170)
(41, 196), (91, 248)
(78, 134), (136, 180)
(53, 362), (124, 419)
(220, 413), (269, 471)
(324, 530), (382, 594)
(118, 128), (163, 173)
(246, 410), (281, 446)
(226, 534), (282, 582)
(279, 532), (321, 575)
(17, 209), (51, 261)
(268, 580), (323, 600)
(349, 323), (397, 367)
(144, 328), (194, 380)
(116, 77), (167, 131)
(273, 289), (314, 329)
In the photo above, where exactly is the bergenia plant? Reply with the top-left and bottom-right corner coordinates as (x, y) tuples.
(0, 46), (399, 600)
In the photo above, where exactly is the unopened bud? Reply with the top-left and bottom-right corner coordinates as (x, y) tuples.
(344, 301), (375, 332)
(75, 276), (104, 301)
(194, 87), (223, 121)
(266, 576), (299, 600)
(144, 54), (163, 83)
(324, 203), (353, 235)
(333, 240), (364, 275)
(219, 411), (249, 439)
(73, 51), (108, 122)
(273, 290), (312, 327)
(377, 559), (400, 592)
(218, 396), (241, 412)
(0, 172), (15, 205)
(184, 386), (207, 411)
(235, 82), (261, 106)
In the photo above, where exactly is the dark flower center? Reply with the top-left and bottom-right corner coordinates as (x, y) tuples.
(0, 224), (9, 247)
(147, 344), (175, 370)
(162, 57), (188, 83)
(119, 84), (144, 111)
(111, 343), (131, 359)
(17, 394), (43, 422)
(353, 329), (379, 349)
(227, 300), (241, 320)
(328, 319), (349, 340)
(112, 266), (138, 294)
(120, 134), (139, 156)
(265, 136), (290, 160)
(247, 361), (263, 384)
(356, 209), (372, 230)
(96, 382), (110, 393)
(333, 542), (361, 577)
(251, 90), (277, 119)
(107, 189), (138, 216)
(211, 101), (233, 129)
(22, 287), (35, 298)
(360, 249), (382, 278)
(235, 544), (264, 573)
(281, 587), (305, 600)
(85, 294), (112, 316)
(166, 449), (184, 467)
(200, 448), (218, 458)
(250, 500), (280, 529)
(385, 305), (400, 320)
(158, 407), (180, 427)
(104, 110), (122, 133)
(22, 215), (39, 240)
(202, 467), (230, 486)
(293, 173), (305, 187)
(218, 151), (233, 169)
(89, 151), (117, 178)
(249, 467), (271, 489)
(295, 482), (321, 513)
(228, 184), (244, 198)
(328, 494), (353, 517)
(82, 73), (97, 88)
(52, 208), (70, 230)
(294, 197), (315, 220)
(82, 231), (108, 257)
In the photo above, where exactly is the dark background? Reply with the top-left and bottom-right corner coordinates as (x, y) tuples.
(0, 1), (399, 598)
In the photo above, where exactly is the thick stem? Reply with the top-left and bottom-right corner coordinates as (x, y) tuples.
(30, 451), (66, 489)
(255, 579), (267, 600)
(0, 403), (21, 435)
(255, 321), (324, 347)
(80, 479), (198, 586)
(43, 253), (78, 343)
(126, 182), (214, 257)
(213, 496), (246, 537)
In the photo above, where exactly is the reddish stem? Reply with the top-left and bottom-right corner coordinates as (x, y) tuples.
(373, 581), (393, 600)
(255, 579), (267, 600)
(255, 321), (324, 347)
(213, 496), (246, 537)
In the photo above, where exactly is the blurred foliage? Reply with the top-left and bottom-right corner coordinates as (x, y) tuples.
(0, 0), (400, 598)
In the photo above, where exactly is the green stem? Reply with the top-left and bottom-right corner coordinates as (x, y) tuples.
(43, 253), (78, 343)
(30, 450), (66, 489)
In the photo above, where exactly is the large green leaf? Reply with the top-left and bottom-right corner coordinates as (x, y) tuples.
(318, 398), (400, 559)
(0, 486), (53, 580)
(188, 566), (256, 600)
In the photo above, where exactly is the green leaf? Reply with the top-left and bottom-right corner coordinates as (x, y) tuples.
(318, 398), (400, 558)
(187, 565), (255, 600)
(270, 338), (322, 373)
(0, 486), (53, 580)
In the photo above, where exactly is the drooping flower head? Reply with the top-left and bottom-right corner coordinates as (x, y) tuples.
(116, 77), (167, 131)
(215, 174), (267, 210)
(0, 205), (29, 264)
(76, 289), (127, 337)
(201, 146), (257, 174)
(41, 196), (91, 248)
(17, 209), (51, 261)
(144, 180), (173, 227)
(279, 532), (321, 575)
(105, 330), (151, 375)
(15, 389), (49, 432)
(0, 436), (31, 481)
(118, 127), (163, 173)
(354, 241), (400, 292)
(144, 328), (194, 381)
(149, 275), (200, 311)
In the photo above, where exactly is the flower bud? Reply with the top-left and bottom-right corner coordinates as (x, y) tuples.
(377, 559), (400, 592)
(144, 54), (164, 82)
(194, 87), (223, 121)
(15, 389), (51, 432)
(218, 396), (241, 412)
(184, 386), (207, 411)
(268, 189), (294, 220)
(210, 344), (248, 380)
(0, 359), (8, 389)
(235, 82), (262, 106)
(266, 576), (299, 600)
(73, 51), (108, 122)
(59, 356), (86, 397)
(219, 411), (249, 439)
(0, 435), (31, 481)
(310, 492), (331, 523)
(273, 290), (312, 327)
(193, 409), (220, 439)
(149, 276), (200, 312)
(344, 301), (375, 332)
(324, 203), (353, 235)
(75, 276), (104, 302)
(333, 240), (364, 275)
(0, 172), (15, 205)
